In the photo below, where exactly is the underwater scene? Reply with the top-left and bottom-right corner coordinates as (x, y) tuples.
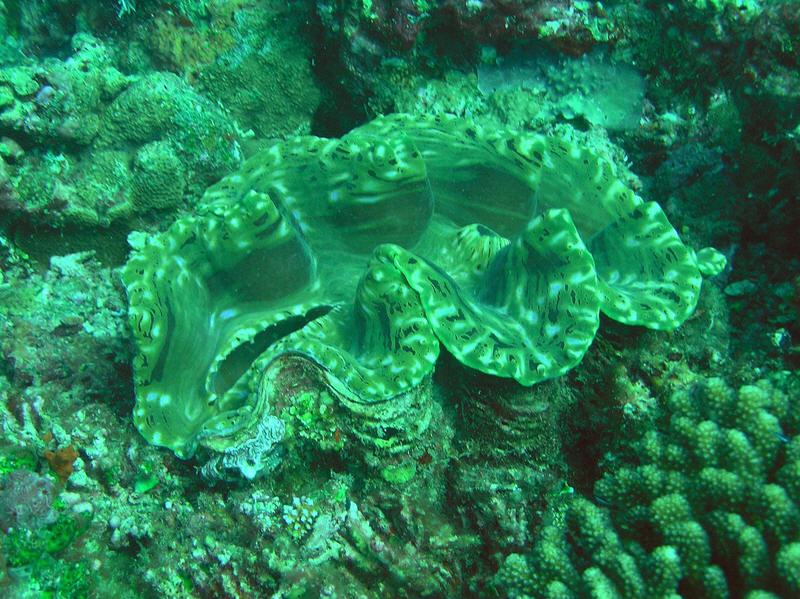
(0, 0), (799, 597)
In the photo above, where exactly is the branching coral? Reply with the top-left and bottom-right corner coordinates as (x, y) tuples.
(494, 374), (800, 598)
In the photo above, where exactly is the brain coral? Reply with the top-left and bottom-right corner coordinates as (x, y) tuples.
(121, 113), (724, 464)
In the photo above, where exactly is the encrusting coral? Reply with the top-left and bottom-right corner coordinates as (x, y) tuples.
(121, 113), (725, 471)
(493, 374), (800, 598)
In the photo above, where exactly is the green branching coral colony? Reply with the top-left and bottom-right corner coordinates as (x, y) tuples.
(121, 113), (725, 471)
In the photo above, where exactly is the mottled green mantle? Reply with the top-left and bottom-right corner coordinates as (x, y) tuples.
(122, 113), (724, 459)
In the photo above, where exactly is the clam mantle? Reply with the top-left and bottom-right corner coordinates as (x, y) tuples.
(122, 113), (724, 462)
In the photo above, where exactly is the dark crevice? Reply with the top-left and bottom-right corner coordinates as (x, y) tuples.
(213, 305), (332, 396)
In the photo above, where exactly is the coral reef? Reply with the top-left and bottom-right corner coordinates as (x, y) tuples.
(0, 3), (321, 232)
(315, 0), (616, 64)
(0, 34), (241, 229)
(0, 33), (125, 147)
(494, 374), (800, 598)
(129, 140), (186, 212)
(313, 0), (619, 125)
(477, 44), (645, 132)
(0, 251), (130, 399)
(96, 70), (241, 200)
(0, 468), (55, 531)
(193, 2), (322, 139)
(0, 0), (797, 597)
